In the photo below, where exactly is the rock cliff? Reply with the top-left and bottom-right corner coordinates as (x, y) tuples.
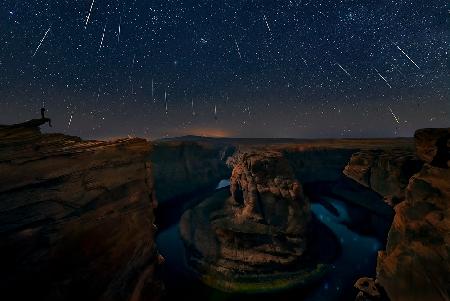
(343, 149), (422, 206)
(414, 128), (450, 168)
(346, 128), (450, 301)
(284, 148), (357, 183)
(0, 121), (163, 301)
(150, 141), (233, 204)
(376, 128), (450, 301)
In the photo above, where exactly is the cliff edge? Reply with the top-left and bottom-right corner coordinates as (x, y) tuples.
(0, 121), (163, 301)
(345, 128), (449, 301)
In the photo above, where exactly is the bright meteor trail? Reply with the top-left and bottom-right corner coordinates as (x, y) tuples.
(388, 106), (400, 124)
(32, 27), (51, 57)
(336, 63), (351, 78)
(85, 0), (95, 27)
(374, 68), (392, 88)
(396, 45), (420, 69)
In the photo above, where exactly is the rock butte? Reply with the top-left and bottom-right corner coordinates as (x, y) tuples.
(180, 151), (337, 293)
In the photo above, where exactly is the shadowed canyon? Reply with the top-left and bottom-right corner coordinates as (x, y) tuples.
(0, 121), (448, 301)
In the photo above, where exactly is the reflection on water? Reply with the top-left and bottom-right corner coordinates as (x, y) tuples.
(216, 179), (231, 189)
(307, 197), (381, 300)
(156, 183), (384, 301)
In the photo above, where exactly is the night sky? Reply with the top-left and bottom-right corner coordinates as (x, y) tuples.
(1, 0), (449, 139)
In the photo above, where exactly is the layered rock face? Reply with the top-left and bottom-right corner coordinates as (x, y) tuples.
(227, 151), (310, 236)
(345, 128), (450, 301)
(150, 141), (233, 204)
(284, 148), (356, 183)
(376, 129), (450, 301)
(0, 122), (163, 301)
(414, 128), (450, 168)
(343, 149), (422, 206)
(180, 151), (321, 292)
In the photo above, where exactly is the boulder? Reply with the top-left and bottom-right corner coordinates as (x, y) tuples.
(354, 277), (381, 300)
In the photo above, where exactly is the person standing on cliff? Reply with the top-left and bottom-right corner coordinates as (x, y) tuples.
(40, 107), (52, 127)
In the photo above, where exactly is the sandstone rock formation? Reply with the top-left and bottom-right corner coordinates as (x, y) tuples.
(284, 148), (357, 183)
(414, 128), (450, 168)
(150, 141), (233, 204)
(348, 128), (449, 301)
(343, 149), (422, 206)
(354, 277), (382, 301)
(180, 151), (334, 293)
(376, 143), (450, 300)
(0, 122), (163, 301)
(227, 151), (310, 230)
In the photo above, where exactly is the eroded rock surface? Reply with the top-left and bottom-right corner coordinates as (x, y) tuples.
(414, 128), (450, 168)
(346, 128), (450, 301)
(180, 151), (334, 293)
(343, 149), (422, 206)
(0, 122), (163, 301)
(150, 141), (233, 203)
(228, 151), (310, 230)
(376, 163), (450, 301)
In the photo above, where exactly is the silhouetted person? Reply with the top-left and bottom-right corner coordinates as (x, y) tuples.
(40, 107), (52, 127)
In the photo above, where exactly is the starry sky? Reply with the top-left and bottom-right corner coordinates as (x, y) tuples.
(1, 0), (449, 139)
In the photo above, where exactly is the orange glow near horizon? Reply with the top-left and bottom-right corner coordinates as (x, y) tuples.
(171, 127), (234, 138)
(97, 127), (234, 141)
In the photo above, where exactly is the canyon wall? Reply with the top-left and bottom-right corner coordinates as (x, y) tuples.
(345, 128), (449, 301)
(0, 122), (163, 301)
(376, 128), (449, 301)
(344, 149), (423, 206)
(284, 148), (356, 183)
(150, 141), (233, 204)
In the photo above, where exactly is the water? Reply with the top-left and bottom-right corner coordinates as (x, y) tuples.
(156, 184), (384, 301)
(306, 197), (382, 300)
(216, 179), (231, 189)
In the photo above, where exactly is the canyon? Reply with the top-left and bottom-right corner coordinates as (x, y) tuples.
(0, 120), (448, 301)
(0, 120), (163, 301)
(345, 128), (449, 301)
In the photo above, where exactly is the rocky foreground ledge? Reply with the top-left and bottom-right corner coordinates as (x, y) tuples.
(0, 121), (163, 301)
(180, 151), (338, 293)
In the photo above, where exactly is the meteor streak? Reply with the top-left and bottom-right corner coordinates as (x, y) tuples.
(68, 114), (73, 128)
(336, 62), (351, 77)
(85, 0), (95, 27)
(374, 68), (392, 88)
(98, 23), (106, 51)
(32, 27), (51, 57)
(234, 37), (242, 60)
(388, 106), (400, 124)
(396, 45), (420, 69)
(263, 14), (271, 33)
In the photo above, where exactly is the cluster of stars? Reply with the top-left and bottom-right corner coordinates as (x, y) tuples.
(0, 0), (448, 139)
